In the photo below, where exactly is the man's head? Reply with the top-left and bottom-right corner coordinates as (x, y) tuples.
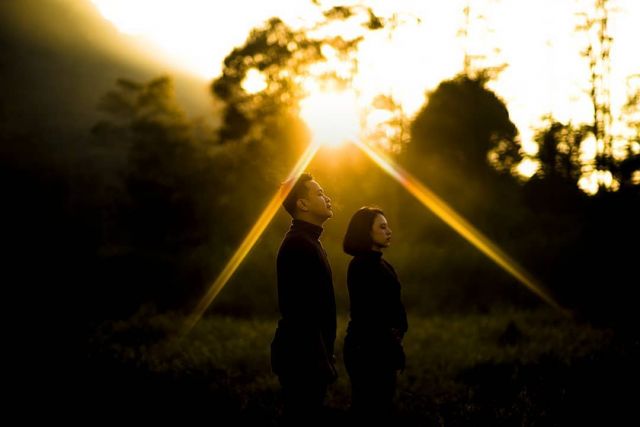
(283, 173), (333, 225)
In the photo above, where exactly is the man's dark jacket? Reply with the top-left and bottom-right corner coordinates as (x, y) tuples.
(271, 219), (337, 380)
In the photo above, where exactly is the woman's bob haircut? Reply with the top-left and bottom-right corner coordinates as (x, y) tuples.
(343, 206), (385, 256)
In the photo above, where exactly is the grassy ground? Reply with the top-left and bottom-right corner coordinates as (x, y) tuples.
(87, 306), (637, 425)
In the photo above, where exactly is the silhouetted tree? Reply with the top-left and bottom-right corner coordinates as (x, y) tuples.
(521, 110), (640, 326)
(615, 83), (640, 194)
(90, 76), (222, 318)
(365, 94), (411, 154)
(457, 1), (507, 80)
(398, 74), (534, 313)
(212, 18), (320, 145)
(408, 74), (521, 192)
(210, 16), (366, 180)
(533, 118), (586, 185)
(576, 0), (614, 169)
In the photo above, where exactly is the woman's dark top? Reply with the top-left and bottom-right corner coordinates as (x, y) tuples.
(345, 250), (408, 370)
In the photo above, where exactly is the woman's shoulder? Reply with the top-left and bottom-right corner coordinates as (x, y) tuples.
(348, 255), (365, 269)
(381, 258), (396, 271)
(379, 257), (399, 277)
(348, 253), (383, 270)
(349, 253), (370, 264)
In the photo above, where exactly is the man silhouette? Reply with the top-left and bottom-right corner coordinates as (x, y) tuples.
(271, 173), (337, 426)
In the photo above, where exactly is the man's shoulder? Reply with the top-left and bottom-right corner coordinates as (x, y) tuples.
(278, 233), (316, 254)
(283, 229), (318, 244)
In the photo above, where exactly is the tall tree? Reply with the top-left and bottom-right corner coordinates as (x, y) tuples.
(91, 76), (222, 317)
(577, 0), (614, 172)
(397, 74), (531, 312)
(615, 80), (640, 193)
(408, 74), (521, 183)
(532, 118), (587, 185)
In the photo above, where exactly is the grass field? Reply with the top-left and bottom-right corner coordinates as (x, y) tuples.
(87, 306), (637, 425)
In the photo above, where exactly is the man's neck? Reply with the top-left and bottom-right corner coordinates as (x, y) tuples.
(294, 214), (326, 227)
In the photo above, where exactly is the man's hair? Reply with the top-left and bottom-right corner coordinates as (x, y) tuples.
(282, 173), (314, 217)
(343, 206), (385, 256)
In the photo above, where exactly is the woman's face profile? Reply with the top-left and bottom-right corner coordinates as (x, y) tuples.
(370, 214), (392, 251)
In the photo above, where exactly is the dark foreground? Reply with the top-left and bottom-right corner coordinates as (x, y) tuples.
(86, 308), (638, 425)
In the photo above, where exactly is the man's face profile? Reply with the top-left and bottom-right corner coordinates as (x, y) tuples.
(298, 180), (333, 221)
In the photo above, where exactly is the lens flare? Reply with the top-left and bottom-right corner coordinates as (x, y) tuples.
(351, 139), (569, 316)
(183, 137), (569, 335)
(300, 90), (360, 147)
(180, 141), (322, 336)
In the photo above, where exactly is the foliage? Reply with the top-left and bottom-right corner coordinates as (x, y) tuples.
(211, 18), (322, 146)
(409, 74), (521, 178)
(531, 117), (587, 185)
(615, 84), (640, 193)
(48, 3), (634, 325)
(394, 74), (533, 314)
(89, 76), (231, 318)
(210, 17), (364, 157)
(86, 308), (632, 425)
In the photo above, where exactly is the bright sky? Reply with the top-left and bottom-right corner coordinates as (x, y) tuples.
(91, 0), (639, 184)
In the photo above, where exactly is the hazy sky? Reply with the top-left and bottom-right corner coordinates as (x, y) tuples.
(2, 0), (638, 167)
(90, 0), (640, 157)
(0, 0), (212, 132)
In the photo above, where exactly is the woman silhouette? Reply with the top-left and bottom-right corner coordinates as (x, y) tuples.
(342, 206), (408, 421)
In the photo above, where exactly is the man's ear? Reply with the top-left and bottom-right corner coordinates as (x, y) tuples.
(296, 198), (308, 212)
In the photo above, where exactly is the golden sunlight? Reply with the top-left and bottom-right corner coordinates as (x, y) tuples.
(91, 0), (640, 167)
(182, 140), (322, 336)
(351, 138), (570, 316)
(517, 158), (539, 178)
(241, 68), (268, 94)
(299, 89), (361, 147)
(90, 0), (320, 79)
(579, 170), (617, 195)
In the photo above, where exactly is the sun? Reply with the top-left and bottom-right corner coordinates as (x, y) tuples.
(299, 89), (361, 148)
(91, 0), (640, 170)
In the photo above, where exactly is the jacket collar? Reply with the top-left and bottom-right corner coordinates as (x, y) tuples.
(290, 219), (323, 240)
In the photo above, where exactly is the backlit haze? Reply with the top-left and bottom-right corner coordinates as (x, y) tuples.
(91, 0), (640, 188)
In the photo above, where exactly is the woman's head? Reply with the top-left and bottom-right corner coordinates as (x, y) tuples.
(343, 206), (392, 255)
